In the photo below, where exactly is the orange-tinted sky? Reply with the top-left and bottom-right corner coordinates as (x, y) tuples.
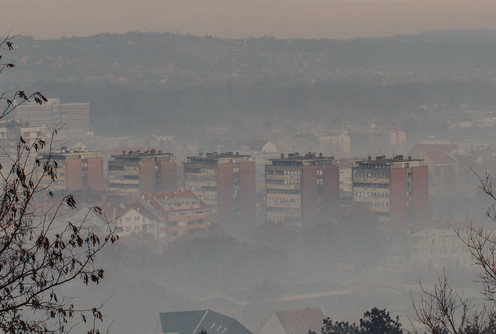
(3, 0), (496, 39)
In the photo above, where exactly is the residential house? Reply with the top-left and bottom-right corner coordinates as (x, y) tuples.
(156, 310), (252, 334)
(258, 308), (325, 334)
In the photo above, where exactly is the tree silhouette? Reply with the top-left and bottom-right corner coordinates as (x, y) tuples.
(413, 171), (496, 334)
(0, 34), (118, 334)
(359, 308), (402, 334)
(317, 307), (402, 334)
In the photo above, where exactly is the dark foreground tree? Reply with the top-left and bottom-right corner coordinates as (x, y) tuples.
(413, 171), (496, 334)
(317, 318), (359, 334)
(0, 34), (118, 334)
(359, 308), (402, 334)
(311, 307), (402, 334)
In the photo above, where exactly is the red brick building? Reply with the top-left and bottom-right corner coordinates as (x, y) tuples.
(265, 152), (339, 227)
(143, 190), (210, 246)
(108, 150), (177, 194)
(183, 152), (256, 229)
(42, 148), (104, 191)
(352, 155), (429, 238)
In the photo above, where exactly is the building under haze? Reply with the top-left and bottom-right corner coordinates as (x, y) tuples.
(265, 152), (339, 227)
(106, 201), (158, 239)
(352, 155), (429, 238)
(348, 126), (406, 157)
(183, 152), (256, 228)
(0, 120), (47, 162)
(41, 148), (104, 191)
(9, 98), (90, 137)
(409, 228), (472, 269)
(259, 308), (325, 334)
(142, 190), (210, 245)
(108, 150), (177, 194)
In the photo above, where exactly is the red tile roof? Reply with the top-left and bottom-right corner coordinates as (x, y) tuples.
(105, 202), (157, 220)
(142, 189), (198, 201)
(142, 190), (208, 211)
(274, 308), (325, 334)
(422, 151), (457, 165)
(408, 143), (458, 158)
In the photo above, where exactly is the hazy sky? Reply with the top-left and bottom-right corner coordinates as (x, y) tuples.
(3, 0), (496, 39)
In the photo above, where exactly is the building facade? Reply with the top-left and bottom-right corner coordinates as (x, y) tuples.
(410, 228), (472, 269)
(143, 190), (211, 245)
(108, 150), (177, 194)
(106, 202), (158, 238)
(265, 152), (339, 227)
(352, 155), (429, 238)
(183, 152), (256, 228)
(0, 121), (47, 165)
(41, 148), (104, 191)
(10, 98), (90, 137)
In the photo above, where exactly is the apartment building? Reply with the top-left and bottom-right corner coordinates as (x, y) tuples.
(265, 152), (339, 227)
(410, 228), (472, 269)
(108, 150), (177, 194)
(143, 190), (210, 245)
(183, 152), (256, 228)
(10, 98), (90, 137)
(41, 148), (104, 191)
(352, 155), (429, 238)
(0, 120), (47, 161)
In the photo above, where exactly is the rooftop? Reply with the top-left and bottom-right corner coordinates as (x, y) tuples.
(272, 308), (325, 334)
(355, 155), (425, 167)
(421, 151), (458, 165)
(158, 310), (252, 334)
(408, 143), (458, 158)
(111, 149), (174, 159)
(269, 152), (334, 165)
(186, 152), (252, 164)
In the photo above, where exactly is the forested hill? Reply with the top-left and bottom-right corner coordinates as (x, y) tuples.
(3, 30), (496, 136)
(7, 30), (496, 86)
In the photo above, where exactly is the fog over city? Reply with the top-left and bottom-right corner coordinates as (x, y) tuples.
(1, 2), (496, 334)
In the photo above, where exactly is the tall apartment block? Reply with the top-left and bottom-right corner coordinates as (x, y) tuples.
(41, 148), (104, 191)
(108, 150), (177, 194)
(352, 155), (429, 238)
(0, 120), (47, 161)
(265, 152), (339, 227)
(10, 98), (90, 136)
(183, 152), (256, 228)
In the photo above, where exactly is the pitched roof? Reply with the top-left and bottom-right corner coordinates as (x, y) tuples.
(106, 202), (157, 221)
(422, 151), (458, 165)
(408, 143), (458, 158)
(143, 189), (198, 201)
(410, 228), (457, 238)
(142, 190), (208, 211)
(158, 310), (252, 334)
(273, 309), (325, 334)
